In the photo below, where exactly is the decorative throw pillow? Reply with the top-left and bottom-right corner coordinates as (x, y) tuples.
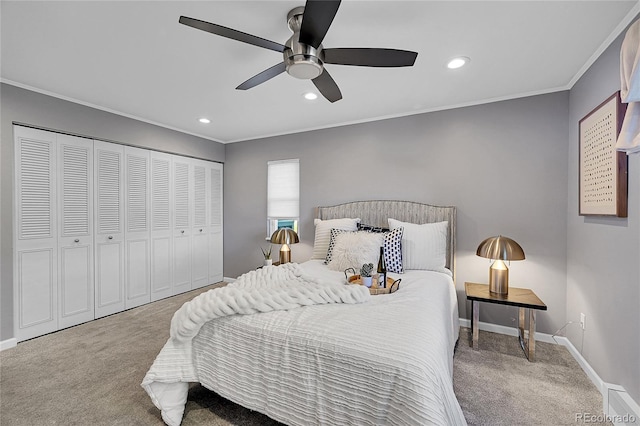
(382, 227), (404, 274)
(325, 228), (350, 264)
(312, 218), (360, 260)
(357, 223), (389, 233)
(388, 219), (448, 273)
(329, 227), (404, 274)
(326, 231), (384, 272)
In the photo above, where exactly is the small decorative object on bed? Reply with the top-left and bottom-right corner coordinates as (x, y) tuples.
(360, 263), (374, 287)
(476, 235), (525, 295)
(345, 268), (401, 295)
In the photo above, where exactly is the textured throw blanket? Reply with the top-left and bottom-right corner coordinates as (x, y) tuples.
(142, 263), (370, 426)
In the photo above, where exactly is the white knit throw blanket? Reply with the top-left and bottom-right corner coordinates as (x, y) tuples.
(170, 262), (370, 343)
(142, 263), (370, 426)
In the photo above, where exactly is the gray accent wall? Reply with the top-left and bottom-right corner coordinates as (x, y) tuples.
(567, 26), (640, 403)
(225, 91), (570, 336)
(0, 83), (225, 341)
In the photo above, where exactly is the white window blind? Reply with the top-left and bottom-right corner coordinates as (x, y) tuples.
(267, 159), (299, 218)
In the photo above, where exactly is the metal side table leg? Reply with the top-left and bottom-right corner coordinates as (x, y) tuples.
(472, 300), (479, 350)
(528, 309), (536, 361)
(518, 307), (536, 361)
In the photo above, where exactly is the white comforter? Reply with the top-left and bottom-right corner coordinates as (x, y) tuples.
(143, 260), (466, 425)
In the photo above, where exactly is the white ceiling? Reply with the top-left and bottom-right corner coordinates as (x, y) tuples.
(2, 1), (639, 143)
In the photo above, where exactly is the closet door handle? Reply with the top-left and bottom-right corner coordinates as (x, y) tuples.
(181, 230), (185, 234)
(74, 239), (80, 243)
(108, 236), (113, 240)
(199, 229), (203, 232)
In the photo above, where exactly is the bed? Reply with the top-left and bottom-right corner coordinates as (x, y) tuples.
(142, 200), (466, 426)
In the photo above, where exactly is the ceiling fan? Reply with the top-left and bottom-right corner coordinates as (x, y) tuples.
(179, 0), (418, 103)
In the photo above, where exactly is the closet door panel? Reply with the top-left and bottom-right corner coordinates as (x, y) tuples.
(14, 126), (58, 341)
(172, 157), (191, 294)
(95, 243), (123, 308)
(151, 237), (171, 299)
(57, 134), (94, 329)
(124, 147), (151, 309)
(191, 160), (208, 289)
(94, 141), (125, 318)
(209, 162), (223, 283)
(59, 245), (92, 326)
(126, 239), (149, 302)
(150, 151), (173, 301)
(16, 249), (57, 339)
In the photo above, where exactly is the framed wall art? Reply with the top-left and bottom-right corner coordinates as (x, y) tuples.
(579, 91), (628, 217)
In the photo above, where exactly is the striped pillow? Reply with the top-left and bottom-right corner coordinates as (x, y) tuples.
(388, 219), (448, 273)
(312, 218), (360, 260)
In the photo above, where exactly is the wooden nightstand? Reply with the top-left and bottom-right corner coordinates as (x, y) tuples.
(465, 282), (547, 361)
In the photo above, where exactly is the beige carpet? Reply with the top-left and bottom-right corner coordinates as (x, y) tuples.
(1, 284), (609, 425)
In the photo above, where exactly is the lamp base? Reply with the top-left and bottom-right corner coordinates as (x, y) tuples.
(489, 260), (509, 295)
(279, 244), (291, 264)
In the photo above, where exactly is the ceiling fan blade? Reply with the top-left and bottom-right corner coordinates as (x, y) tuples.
(236, 62), (287, 90)
(179, 16), (285, 53)
(299, 0), (341, 49)
(323, 48), (418, 67)
(312, 70), (342, 103)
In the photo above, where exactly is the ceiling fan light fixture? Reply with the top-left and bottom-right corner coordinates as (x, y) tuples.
(198, 117), (211, 124)
(283, 33), (324, 80)
(447, 56), (470, 69)
(304, 92), (318, 100)
(286, 59), (323, 79)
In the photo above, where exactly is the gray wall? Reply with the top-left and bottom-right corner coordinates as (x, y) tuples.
(566, 26), (640, 402)
(224, 91), (570, 335)
(0, 83), (225, 341)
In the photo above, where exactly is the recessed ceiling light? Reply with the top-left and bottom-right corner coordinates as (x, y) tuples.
(199, 118), (211, 124)
(304, 92), (318, 100)
(447, 56), (470, 69)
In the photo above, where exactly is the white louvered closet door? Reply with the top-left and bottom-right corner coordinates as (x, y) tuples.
(150, 151), (173, 301)
(57, 134), (94, 329)
(172, 156), (192, 294)
(14, 126), (58, 341)
(209, 162), (223, 284)
(124, 147), (151, 309)
(94, 141), (125, 318)
(191, 159), (209, 289)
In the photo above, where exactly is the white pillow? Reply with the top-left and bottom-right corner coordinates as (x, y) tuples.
(312, 218), (360, 260)
(326, 231), (384, 272)
(388, 219), (448, 272)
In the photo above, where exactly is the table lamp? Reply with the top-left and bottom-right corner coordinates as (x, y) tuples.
(270, 228), (299, 264)
(476, 235), (525, 295)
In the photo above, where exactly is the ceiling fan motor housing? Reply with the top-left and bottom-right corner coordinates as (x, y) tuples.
(284, 6), (324, 80)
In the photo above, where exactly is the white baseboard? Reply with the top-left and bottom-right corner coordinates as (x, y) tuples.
(460, 318), (639, 424)
(0, 338), (17, 351)
(223, 276), (237, 283)
(604, 383), (640, 425)
(458, 318), (557, 344)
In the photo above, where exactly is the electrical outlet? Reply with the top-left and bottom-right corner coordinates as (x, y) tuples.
(580, 313), (586, 330)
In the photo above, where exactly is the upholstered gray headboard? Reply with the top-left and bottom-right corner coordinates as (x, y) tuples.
(316, 200), (456, 276)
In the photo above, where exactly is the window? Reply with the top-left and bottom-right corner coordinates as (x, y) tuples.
(267, 159), (299, 239)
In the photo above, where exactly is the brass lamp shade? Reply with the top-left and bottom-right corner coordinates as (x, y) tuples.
(476, 236), (525, 295)
(270, 228), (299, 264)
